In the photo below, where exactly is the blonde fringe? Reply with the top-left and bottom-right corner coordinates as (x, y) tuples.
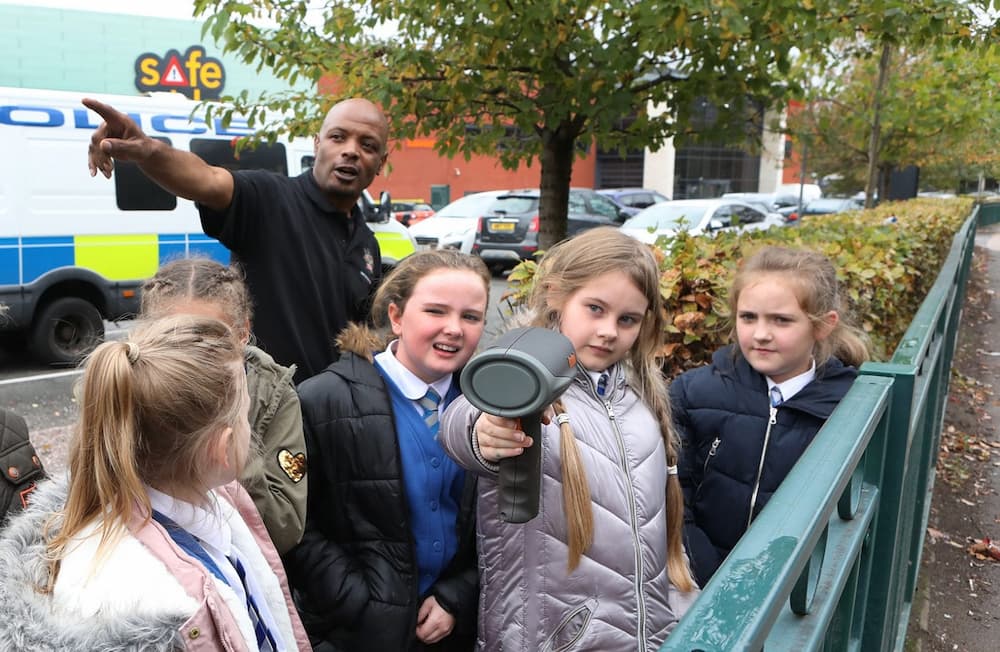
(555, 399), (594, 573)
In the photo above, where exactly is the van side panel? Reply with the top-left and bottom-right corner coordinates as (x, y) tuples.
(0, 87), (234, 340)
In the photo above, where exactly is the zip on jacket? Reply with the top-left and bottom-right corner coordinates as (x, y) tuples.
(747, 404), (779, 529)
(597, 376), (649, 651)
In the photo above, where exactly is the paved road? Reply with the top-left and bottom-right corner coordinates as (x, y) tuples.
(0, 277), (515, 475)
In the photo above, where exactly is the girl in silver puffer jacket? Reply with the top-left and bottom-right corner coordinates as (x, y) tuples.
(441, 228), (698, 652)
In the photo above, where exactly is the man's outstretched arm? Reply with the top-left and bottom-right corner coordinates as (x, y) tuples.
(84, 97), (235, 212)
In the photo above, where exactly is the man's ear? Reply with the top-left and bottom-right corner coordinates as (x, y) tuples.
(815, 310), (840, 341)
(313, 134), (320, 155)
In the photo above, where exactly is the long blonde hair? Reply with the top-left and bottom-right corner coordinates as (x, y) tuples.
(528, 227), (694, 590)
(45, 315), (244, 587)
(730, 246), (870, 368)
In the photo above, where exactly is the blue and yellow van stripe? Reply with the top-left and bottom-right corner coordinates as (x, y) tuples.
(0, 234), (229, 285)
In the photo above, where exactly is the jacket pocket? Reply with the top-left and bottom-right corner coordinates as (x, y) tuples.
(540, 597), (598, 652)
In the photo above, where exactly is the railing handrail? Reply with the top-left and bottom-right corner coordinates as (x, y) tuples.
(661, 376), (892, 651)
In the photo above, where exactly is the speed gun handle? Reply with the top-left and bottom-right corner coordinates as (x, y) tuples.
(497, 412), (543, 523)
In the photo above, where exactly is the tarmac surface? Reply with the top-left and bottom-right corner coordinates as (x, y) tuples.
(906, 222), (1000, 652)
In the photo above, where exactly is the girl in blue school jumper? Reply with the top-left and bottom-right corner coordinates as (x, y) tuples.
(671, 246), (871, 587)
(286, 250), (490, 652)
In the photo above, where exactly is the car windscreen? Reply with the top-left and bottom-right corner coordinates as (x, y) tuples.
(625, 204), (703, 230)
(490, 197), (537, 215)
(806, 199), (850, 212)
(436, 193), (501, 218)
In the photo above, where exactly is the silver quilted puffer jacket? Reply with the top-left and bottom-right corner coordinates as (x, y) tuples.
(440, 363), (687, 652)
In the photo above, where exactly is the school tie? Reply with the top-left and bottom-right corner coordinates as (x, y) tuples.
(770, 385), (784, 408)
(228, 555), (277, 652)
(596, 372), (609, 398)
(419, 387), (442, 433)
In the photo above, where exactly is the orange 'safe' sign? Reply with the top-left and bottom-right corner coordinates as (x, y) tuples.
(134, 45), (226, 101)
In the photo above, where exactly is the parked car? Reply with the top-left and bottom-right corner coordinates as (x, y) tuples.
(597, 188), (670, 216)
(778, 183), (823, 203)
(391, 199), (436, 226)
(800, 196), (864, 219)
(408, 190), (507, 254)
(722, 192), (801, 220)
(620, 199), (782, 245)
(472, 188), (629, 267)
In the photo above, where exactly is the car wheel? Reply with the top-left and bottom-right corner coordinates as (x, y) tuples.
(30, 297), (105, 366)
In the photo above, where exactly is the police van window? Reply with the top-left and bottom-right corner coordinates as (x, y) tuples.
(115, 137), (177, 211)
(190, 139), (288, 175)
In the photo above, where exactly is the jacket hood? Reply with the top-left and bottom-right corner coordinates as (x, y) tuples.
(0, 477), (186, 652)
(335, 322), (388, 362)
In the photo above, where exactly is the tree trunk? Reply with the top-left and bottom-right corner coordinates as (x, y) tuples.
(537, 127), (577, 251)
(864, 41), (893, 209)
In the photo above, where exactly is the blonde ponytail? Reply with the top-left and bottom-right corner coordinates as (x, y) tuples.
(553, 399), (594, 573)
(45, 315), (243, 589)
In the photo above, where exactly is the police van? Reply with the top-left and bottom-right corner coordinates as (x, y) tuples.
(0, 87), (414, 365)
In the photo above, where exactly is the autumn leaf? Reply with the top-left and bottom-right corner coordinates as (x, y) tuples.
(673, 312), (706, 331)
(967, 537), (1000, 561)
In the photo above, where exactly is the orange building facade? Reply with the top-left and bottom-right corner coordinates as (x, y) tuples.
(370, 137), (598, 206)
(317, 75), (597, 206)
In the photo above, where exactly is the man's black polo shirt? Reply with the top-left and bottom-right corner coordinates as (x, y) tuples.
(200, 170), (382, 384)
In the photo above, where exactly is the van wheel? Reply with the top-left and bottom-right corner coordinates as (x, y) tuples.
(30, 298), (104, 366)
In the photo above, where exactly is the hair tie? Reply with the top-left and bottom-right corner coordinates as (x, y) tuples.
(666, 465), (678, 476)
(554, 413), (570, 426)
(124, 341), (140, 364)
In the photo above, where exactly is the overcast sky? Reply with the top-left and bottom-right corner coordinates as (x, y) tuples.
(0, 0), (202, 19)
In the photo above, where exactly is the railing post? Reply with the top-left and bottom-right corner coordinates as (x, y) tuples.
(855, 366), (915, 651)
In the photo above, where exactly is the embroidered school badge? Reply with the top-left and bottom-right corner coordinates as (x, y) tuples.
(277, 449), (306, 483)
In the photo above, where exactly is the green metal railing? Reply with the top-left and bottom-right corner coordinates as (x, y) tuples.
(661, 204), (982, 652)
(980, 200), (1000, 226)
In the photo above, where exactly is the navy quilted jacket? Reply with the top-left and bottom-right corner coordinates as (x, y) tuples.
(670, 344), (856, 586)
(287, 341), (478, 652)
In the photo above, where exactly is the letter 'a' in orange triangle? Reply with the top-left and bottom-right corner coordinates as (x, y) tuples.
(161, 55), (189, 87)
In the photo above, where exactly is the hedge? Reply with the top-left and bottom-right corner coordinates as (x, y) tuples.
(504, 197), (973, 378)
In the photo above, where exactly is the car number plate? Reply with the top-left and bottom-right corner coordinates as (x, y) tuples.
(488, 221), (516, 233)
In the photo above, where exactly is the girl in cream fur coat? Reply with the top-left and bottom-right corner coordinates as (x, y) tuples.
(0, 316), (309, 651)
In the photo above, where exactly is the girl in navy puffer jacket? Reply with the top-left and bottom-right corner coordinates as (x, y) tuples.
(672, 246), (871, 587)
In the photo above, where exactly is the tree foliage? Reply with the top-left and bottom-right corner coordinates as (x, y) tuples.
(787, 6), (999, 197)
(192, 0), (993, 246)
